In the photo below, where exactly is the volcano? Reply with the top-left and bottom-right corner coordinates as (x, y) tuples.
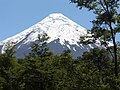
(0, 13), (100, 58)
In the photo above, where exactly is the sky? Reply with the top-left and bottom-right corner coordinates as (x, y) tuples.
(0, 0), (119, 41)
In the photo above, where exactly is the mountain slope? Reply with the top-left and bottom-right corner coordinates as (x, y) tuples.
(0, 13), (100, 58)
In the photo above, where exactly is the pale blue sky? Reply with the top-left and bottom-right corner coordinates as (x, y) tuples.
(0, 0), (119, 41)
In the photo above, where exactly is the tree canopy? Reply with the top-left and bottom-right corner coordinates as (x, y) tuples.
(70, 0), (120, 77)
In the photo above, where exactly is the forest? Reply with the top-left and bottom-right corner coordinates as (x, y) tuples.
(0, 42), (120, 90)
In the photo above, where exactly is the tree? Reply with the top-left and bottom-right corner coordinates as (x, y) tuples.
(2, 41), (16, 58)
(0, 54), (20, 90)
(29, 32), (51, 58)
(70, 0), (120, 77)
(81, 48), (111, 71)
(17, 58), (51, 90)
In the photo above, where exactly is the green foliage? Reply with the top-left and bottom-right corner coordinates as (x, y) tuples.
(0, 54), (21, 90)
(3, 41), (16, 58)
(70, 0), (120, 77)
(1, 47), (120, 89)
(28, 32), (51, 58)
(70, 0), (120, 45)
(1, 33), (120, 90)
(81, 48), (111, 71)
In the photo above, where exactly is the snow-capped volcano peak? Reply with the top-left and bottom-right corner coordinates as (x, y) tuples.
(47, 13), (67, 19)
(0, 13), (99, 58)
(32, 13), (87, 44)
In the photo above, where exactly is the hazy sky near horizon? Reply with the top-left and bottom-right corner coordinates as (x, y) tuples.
(0, 0), (119, 41)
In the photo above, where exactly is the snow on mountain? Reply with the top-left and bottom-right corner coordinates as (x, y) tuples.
(0, 13), (100, 58)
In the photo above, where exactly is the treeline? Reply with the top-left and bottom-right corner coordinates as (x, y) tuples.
(0, 46), (120, 90)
